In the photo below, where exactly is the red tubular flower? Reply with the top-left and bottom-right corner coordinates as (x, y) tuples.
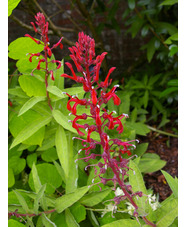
(51, 37), (63, 49)
(37, 59), (45, 70)
(67, 98), (87, 115)
(91, 88), (97, 105)
(101, 67), (116, 87)
(72, 114), (87, 136)
(50, 70), (54, 80)
(95, 105), (102, 126)
(30, 22), (38, 33)
(25, 34), (41, 44)
(28, 53), (40, 62)
(65, 62), (77, 80)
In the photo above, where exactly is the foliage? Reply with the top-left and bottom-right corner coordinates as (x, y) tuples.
(8, 5), (177, 227)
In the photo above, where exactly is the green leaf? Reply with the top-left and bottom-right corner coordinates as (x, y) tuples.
(34, 184), (47, 214)
(41, 213), (57, 227)
(139, 158), (166, 173)
(161, 170), (178, 198)
(155, 198), (178, 227)
(54, 59), (64, 90)
(52, 109), (77, 133)
(18, 96), (46, 116)
(18, 75), (46, 97)
(134, 143), (148, 157)
(169, 44), (178, 56)
(80, 188), (112, 207)
(8, 37), (43, 60)
(55, 186), (90, 213)
(8, 0), (21, 16)
(10, 115), (52, 149)
(128, 0), (136, 10)
(32, 163), (42, 193)
(8, 219), (25, 227)
(126, 121), (150, 136)
(65, 208), (80, 227)
(129, 160), (149, 216)
(155, 22), (177, 36)
(14, 190), (30, 213)
(102, 219), (139, 227)
(160, 0), (178, 6)
(70, 202), (86, 223)
(27, 153), (37, 168)
(55, 125), (69, 179)
(9, 156), (26, 175)
(8, 168), (15, 188)
(29, 163), (62, 194)
(65, 134), (78, 194)
(167, 79), (178, 87)
(8, 87), (28, 98)
(41, 147), (58, 162)
(147, 38), (156, 62)
(143, 90), (149, 108)
(53, 160), (66, 183)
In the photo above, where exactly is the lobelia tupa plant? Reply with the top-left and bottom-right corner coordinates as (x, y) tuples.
(60, 32), (156, 227)
(8, 9), (178, 226)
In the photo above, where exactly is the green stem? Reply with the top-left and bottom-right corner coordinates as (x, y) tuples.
(147, 125), (178, 138)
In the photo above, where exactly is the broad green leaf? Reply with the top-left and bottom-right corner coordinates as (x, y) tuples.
(52, 109), (77, 133)
(134, 143), (148, 157)
(8, 219), (25, 227)
(127, 18), (144, 38)
(9, 156), (26, 175)
(8, 168), (15, 188)
(65, 208), (80, 227)
(164, 33), (178, 44)
(155, 22), (177, 36)
(80, 188), (112, 207)
(128, 0), (135, 10)
(169, 44), (178, 56)
(55, 186), (90, 213)
(18, 96), (46, 116)
(27, 153), (37, 168)
(70, 202), (86, 223)
(139, 158), (166, 173)
(55, 125), (69, 179)
(29, 163), (62, 194)
(14, 190), (30, 213)
(161, 170), (178, 198)
(102, 219), (139, 227)
(41, 213), (57, 227)
(155, 198), (178, 227)
(8, 0), (21, 16)
(10, 115), (52, 149)
(129, 160), (149, 216)
(8, 37), (43, 60)
(160, 0), (178, 6)
(41, 147), (58, 162)
(126, 121), (150, 136)
(34, 184), (47, 214)
(19, 75), (46, 97)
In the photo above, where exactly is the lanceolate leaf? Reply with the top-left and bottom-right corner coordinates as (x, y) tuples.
(10, 115), (52, 149)
(52, 109), (77, 133)
(155, 198), (178, 227)
(55, 186), (90, 213)
(65, 209), (80, 227)
(18, 96), (46, 116)
(14, 190), (30, 213)
(34, 184), (47, 214)
(41, 213), (57, 227)
(79, 188), (112, 207)
(32, 163), (42, 193)
(55, 125), (69, 179)
(161, 170), (178, 198)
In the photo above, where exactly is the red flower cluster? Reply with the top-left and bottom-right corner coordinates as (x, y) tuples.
(62, 32), (141, 214)
(25, 12), (63, 80)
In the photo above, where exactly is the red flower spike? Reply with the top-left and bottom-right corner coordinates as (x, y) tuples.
(30, 22), (38, 33)
(95, 106), (102, 126)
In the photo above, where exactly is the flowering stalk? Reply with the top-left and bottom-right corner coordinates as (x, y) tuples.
(61, 32), (156, 227)
(25, 12), (63, 110)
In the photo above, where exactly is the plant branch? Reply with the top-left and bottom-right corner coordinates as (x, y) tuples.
(8, 209), (56, 218)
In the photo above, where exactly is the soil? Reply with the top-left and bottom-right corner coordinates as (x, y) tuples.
(140, 129), (178, 202)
